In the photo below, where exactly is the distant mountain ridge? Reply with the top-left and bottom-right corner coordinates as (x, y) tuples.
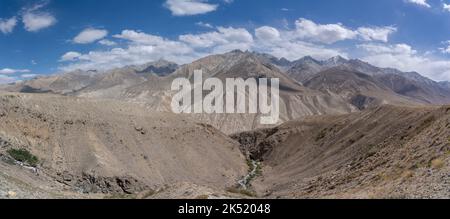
(271, 54), (450, 105)
(2, 50), (450, 132)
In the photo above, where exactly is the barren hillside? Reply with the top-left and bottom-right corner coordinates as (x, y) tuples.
(0, 92), (247, 198)
(232, 105), (450, 198)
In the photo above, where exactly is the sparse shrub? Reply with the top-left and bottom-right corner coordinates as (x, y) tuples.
(7, 148), (39, 167)
(430, 158), (445, 169)
(401, 170), (414, 179)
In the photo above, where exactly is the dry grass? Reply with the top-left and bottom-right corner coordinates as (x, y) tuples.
(401, 170), (414, 179)
(430, 158), (445, 169)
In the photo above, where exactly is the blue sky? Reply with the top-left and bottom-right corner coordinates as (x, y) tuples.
(2, 0), (450, 83)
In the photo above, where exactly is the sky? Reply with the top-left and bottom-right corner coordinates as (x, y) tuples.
(2, 0), (450, 83)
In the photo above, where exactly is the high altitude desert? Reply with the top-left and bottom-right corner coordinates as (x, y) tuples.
(0, 50), (449, 199)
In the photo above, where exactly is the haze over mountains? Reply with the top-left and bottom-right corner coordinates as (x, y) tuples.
(1, 50), (450, 198)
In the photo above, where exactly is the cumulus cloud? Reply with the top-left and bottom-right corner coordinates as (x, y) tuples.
(259, 40), (346, 61)
(179, 26), (254, 53)
(357, 26), (397, 42)
(21, 2), (57, 32)
(196, 21), (214, 28)
(255, 26), (281, 42)
(359, 43), (450, 81)
(251, 20), (395, 60)
(293, 18), (357, 44)
(58, 18), (396, 73)
(73, 28), (108, 44)
(444, 3), (450, 12)
(0, 17), (17, 34)
(114, 30), (172, 45)
(60, 51), (82, 61)
(59, 27), (257, 71)
(406, 0), (431, 8)
(253, 25), (346, 60)
(22, 12), (56, 32)
(292, 18), (396, 44)
(0, 68), (31, 74)
(99, 39), (117, 46)
(164, 0), (218, 16)
(60, 30), (197, 71)
(358, 43), (417, 55)
(439, 41), (450, 54)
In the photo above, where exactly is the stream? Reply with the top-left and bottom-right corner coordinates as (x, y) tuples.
(237, 160), (259, 190)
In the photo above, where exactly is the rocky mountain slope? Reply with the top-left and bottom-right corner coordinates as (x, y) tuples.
(0, 92), (247, 198)
(232, 105), (450, 198)
(285, 56), (450, 105)
(4, 51), (360, 134)
(303, 67), (423, 109)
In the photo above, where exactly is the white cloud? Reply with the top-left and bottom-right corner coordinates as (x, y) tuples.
(440, 41), (450, 54)
(21, 2), (57, 32)
(57, 18), (396, 74)
(59, 27), (256, 71)
(0, 68), (31, 74)
(254, 25), (346, 60)
(99, 39), (117, 46)
(251, 20), (395, 61)
(0, 75), (18, 84)
(164, 0), (218, 16)
(294, 18), (358, 44)
(259, 40), (346, 61)
(58, 20), (348, 71)
(179, 27), (253, 51)
(358, 43), (416, 55)
(196, 21), (214, 28)
(406, 0), (431, 8)
(359, 43), (450, 81)
(0, 17), (17, 34)
(60, 51), (82, 61)
(20, 74), (38, 79)
(357, 26), (397, 42)
(293, 18), (396, 44)
(60, 30), (197, 71)
(255, 26), (281, 42)
(444, 3), (450, 12)
(114, 30), (169, 45)
(73, 28), (108, 44)
(23, 12), (56, 32)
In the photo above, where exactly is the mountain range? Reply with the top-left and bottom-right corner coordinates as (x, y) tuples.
(0, 50), (449, 198)
(3, 50), (450, 132)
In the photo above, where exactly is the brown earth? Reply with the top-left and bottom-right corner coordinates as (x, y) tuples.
(232, 105), (450, 198)
(0, 92), (247, 198)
